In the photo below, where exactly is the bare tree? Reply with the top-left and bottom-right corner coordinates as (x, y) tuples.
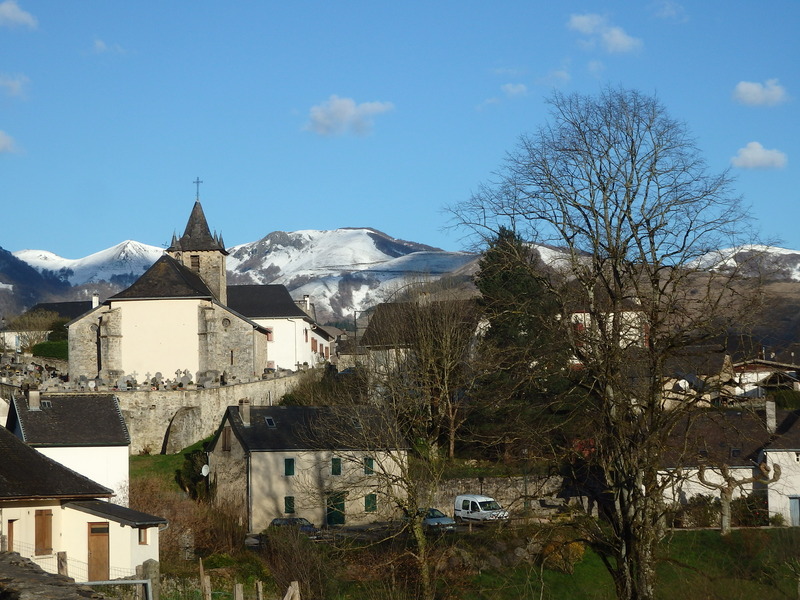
(7, 309), (59, 352)
(452, 88), (763, 600)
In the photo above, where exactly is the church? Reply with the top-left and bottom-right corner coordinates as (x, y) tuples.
(68, 201), (331, 386)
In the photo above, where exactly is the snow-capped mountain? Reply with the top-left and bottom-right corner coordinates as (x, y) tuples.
(12, 229), (477, 321)
(14, 241), (164, 287)
(693, 245), (800, 281)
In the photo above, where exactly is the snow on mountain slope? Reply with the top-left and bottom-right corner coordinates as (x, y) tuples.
(693, 245), (800, 281)
(14, 241), (164, 286)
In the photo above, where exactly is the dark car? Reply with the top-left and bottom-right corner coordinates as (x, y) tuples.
(269, 517), (320, 538)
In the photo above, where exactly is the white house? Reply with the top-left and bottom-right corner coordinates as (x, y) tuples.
(5, 389), (131, 505)
(662, 402), (800, 526)
(208, 402), (407, 533)
(0, 425), (165, 581)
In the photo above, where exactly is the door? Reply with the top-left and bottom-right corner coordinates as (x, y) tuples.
(790, 497), (800, 526)
(88, 522), (109, 581)
(326, 492), (346, 526)
(6, 519), (14, 552)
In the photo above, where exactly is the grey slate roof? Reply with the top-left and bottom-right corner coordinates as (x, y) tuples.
(26, 301), (94, 321)
(664, 408), (800, 468)
(168, 201), (228, 254)
(8, 394), (130, 447)
(110, 255), (213, 300)
(0, 425), (112, 500)
(65, 500), (166, 528)
(226, 285), (310, 319)
(214, 405), (404, 452)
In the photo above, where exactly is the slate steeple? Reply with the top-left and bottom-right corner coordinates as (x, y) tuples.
(168, 201), (228, 304)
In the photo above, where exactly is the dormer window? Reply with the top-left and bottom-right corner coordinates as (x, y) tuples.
(730, 448), (741, 459)
(265, 417), (276, 428)
(40, 400), (52, 409)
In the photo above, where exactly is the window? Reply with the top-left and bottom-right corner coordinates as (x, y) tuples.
(284, 496), (295, 514)
(221, 426), (231, 452)
(311, 338), (318, 352)
(730, 448), (742, 459)
(265, 416), (276, 428)
(364, 457), (374, 475)
(332, 457), (342, 476)
(285, 458), (295, 476)
(190, 255), (200, 271)
(365, 494), (377, 513)
(304, 329), (309, 343)
(138, 528), (148, 545)
(35, 509), (52, 555)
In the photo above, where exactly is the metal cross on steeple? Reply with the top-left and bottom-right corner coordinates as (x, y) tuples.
(193, 177), (203, 201)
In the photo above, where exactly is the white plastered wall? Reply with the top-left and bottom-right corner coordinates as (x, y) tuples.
(36, 446), (130, 506)
(114, 299), (201, 377)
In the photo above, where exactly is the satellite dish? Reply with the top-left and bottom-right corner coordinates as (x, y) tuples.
(201, 464), (210, 477)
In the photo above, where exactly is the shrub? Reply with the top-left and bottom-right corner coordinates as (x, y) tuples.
(675, 494), (720, 528)
(732, 492), (769, 527)
(32, 340), (67, 360)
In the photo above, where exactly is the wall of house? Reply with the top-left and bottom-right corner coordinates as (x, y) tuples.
(1, 499), (62, 568)
(36, 446), (130, 506)
(207, 423), (248, 527)
(253, 318), (328, 371)
(660, 466), (757, 506)
(765, 450), (800, 524)
(246, 449), (406, 532)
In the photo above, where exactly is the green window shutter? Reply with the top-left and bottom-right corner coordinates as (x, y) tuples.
(285, 458), (295, 476)
(365, 493), (377, 513)
(364, 457), (374, 475)
(332, 457), (342, 475)
(284, 496), (295, 514)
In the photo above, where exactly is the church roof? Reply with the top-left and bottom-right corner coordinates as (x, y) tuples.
(0, 425), (112, 500)
(227, 285), (310, 319)
(8, 393), (130, 447)
(26, 301), (94, 321)
(169, 201), (228, 254)
(110, 255), (215, 300)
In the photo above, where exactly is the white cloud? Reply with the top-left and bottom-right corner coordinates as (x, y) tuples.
(0, 130), (16, 153)
(567, 13), (642, 53)
(568, 13), (605, 35)
(93, 38), (126, 54)
(536, 68), (571, 87)
(501, 83), (527, 97)
(587, 60), (605, 77)
(654, 1), (688, 22)
(733, 79), (788, 106)
(0, 0), (36, 28)
(0, 73), (28, 97)
(731, 141), (787, 169)
(305, 95), (394, 136)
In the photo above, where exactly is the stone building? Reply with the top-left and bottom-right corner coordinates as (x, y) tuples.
(68, 201), (332, 385)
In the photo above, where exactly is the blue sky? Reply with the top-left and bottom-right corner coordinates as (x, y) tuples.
(1, 1), (797, 257)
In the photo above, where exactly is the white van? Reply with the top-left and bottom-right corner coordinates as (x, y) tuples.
(454, 494), (509, 522)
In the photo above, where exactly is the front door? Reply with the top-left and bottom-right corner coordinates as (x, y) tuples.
(326, 492), (346, 526)
(87, 522), (109, 581)
(7, 519), (14, 552)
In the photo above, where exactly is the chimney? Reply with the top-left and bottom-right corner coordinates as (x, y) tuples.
(304, 295), (310, 311)
(92, 293), (99, 309)
(766, 399), (777, 435)
(239, 398), (251, 426)
(28, 388), (41, 411)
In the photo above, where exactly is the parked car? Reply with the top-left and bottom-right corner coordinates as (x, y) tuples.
(408, 508), (456, 533)
(269, 517), (320, 536)
(454, 494), (509, 522)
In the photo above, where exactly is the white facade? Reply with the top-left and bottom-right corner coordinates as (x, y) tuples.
(0, 500), (160, 581)
(113, 298), (202, 377)
(252, 317), (330, 371)
(35, 446), (130, 506)
(764, 450), (800, 526)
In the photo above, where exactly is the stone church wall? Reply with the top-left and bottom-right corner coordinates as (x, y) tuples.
(109, 374), (301, 454)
